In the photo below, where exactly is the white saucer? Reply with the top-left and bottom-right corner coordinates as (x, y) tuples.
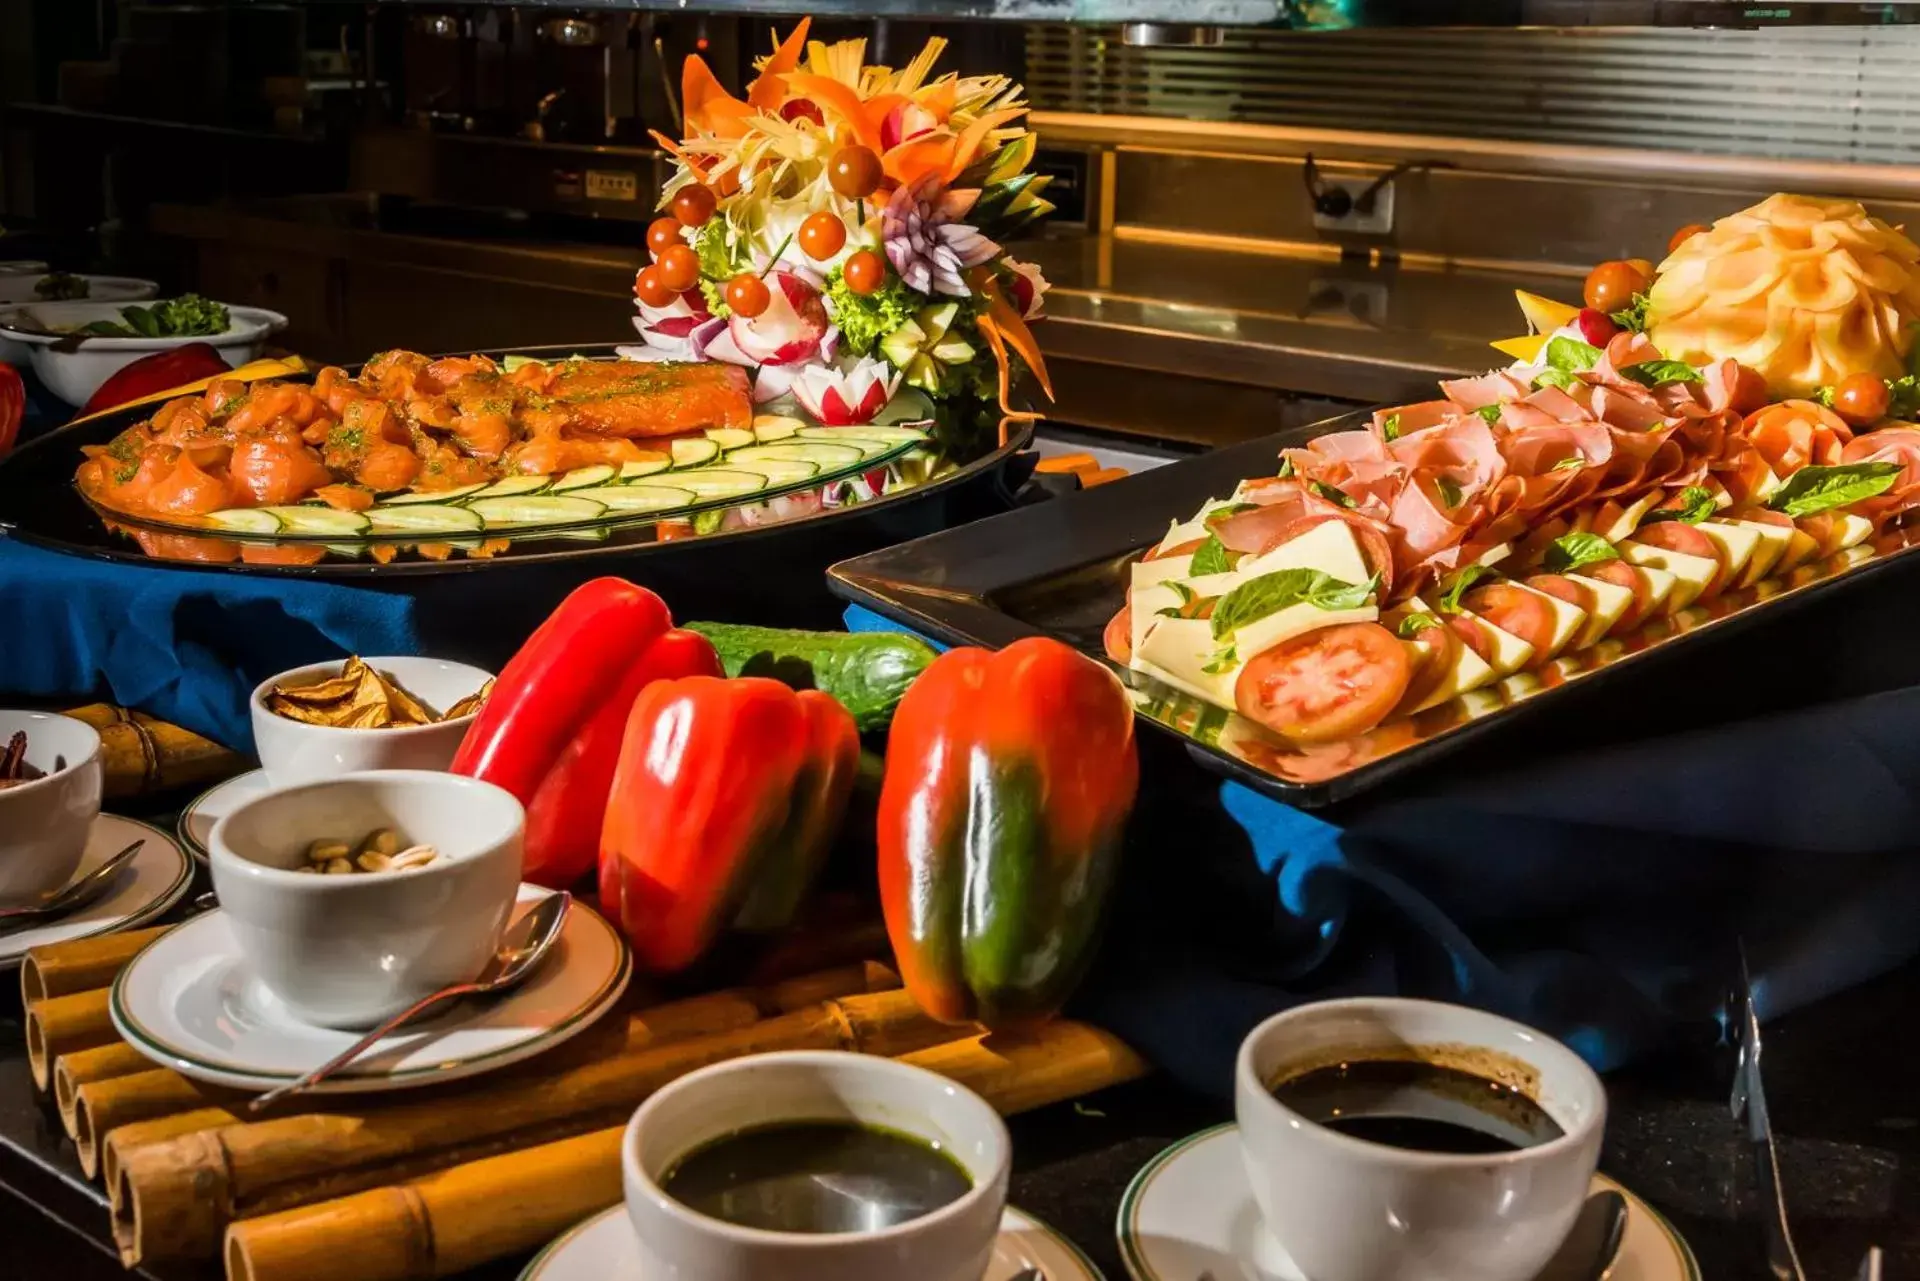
(176, 767), (272, 862)
(1117, 1124), (1699, 1281)
(110, 886), (631, 1092)
(521, 1202), (1105, 1280)
(0, 815), (194, 972)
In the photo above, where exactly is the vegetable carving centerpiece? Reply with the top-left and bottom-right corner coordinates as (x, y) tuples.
(626, 20), (1055, 430)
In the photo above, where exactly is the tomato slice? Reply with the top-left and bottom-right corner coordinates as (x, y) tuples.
(1461, 583), (1559, 657)
(1582, 559), (1652, 632)
(1234, 622), (1412, 744)
(1393, 621), (1461, 715)
(1145, 537), (1206, 562)
(1103, 604), (1133, 665)
(1523, 573), (1594, 612)
(1446, 614), (1496, 665)
(1632, 521), (1725, 596)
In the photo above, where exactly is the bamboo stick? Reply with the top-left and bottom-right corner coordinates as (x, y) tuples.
(62, 703), (244, 799)
(56, 1042), (155, 1138)
(116, 979), (933, 1265)
(21, 927), (169, 1003)
(26, 989), (117, 1091)
(106, 1109), (244, 1198)
(78, 1069), (245, 1182)
(224, 1021), (1148, 1281)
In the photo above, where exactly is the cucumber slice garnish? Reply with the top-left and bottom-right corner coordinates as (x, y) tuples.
(734, 441), (868, 468)
(549, 465), (618, 492)
(671, 469), (770, 499)
(366, 504), (486, 534)
(724, 458), (818, 486)
(204, 508), (284, 535)
(467, 475), (554, 500)
(469, 495), (608, 528)
(704, 427), (756, 451)
(804, 423), (929, 444)
(259, 506), (373, 536)
(565, 484), (698, 512)
(751, 415), (805, 442)
(873, 390), (934, 425)
(379, 483), (487, 505)
(619, 457), (672, 481)
(670, 438), (721, 468)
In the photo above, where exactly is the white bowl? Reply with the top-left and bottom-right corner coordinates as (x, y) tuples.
(0, 298), (286, 406)
(0, 712), (104, 907)
(250, 656), (492, 786)
(208, 770), (524, 1028)
(0, 277), (158, 365)
(624, 1051), (1012, 1281)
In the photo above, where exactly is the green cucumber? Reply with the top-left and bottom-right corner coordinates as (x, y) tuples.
(565, 484), (697, 512)
(260, 506), (372, 536)
(724, 458), (819, 486)
(550, 465), (618, 492)
(752, 416), (805, 442)
(466, 475), (553, 500)
(618, 457), (672, 481)
(808, 423), (929, 444)
(469, 495), (607, 528)
(683, 623), (938, 732)
(704, 427), (756, 451)
(366, 504), (486, 535)
(873, 389), (935, 425)
(205, 508), (284, 535)
(380, 483), (487, 505)
(671, 469), (769, 499)
(670, 438), (721, 468)
(733, 441), (868, 469)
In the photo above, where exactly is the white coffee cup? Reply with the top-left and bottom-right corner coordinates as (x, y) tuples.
(1235, 998), (1606, 1281)
(0, 711), (103, 906)
(623, 1050), (1011, 1281)
(250, 656), (492, 787)
(208, 770), (523, 1028)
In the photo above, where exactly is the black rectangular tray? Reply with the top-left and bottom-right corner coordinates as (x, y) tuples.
(826, 411), (1920, 807)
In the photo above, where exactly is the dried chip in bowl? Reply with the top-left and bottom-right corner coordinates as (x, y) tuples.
(266, 657), (479, 728)
(441, 679), (494, 721)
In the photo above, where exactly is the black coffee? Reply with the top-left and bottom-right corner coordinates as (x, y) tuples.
(1271, 1059), (1564, 1154)
(660, 1120), (973, 1234)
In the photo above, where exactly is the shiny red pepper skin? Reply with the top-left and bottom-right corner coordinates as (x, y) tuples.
(81, 343), (230, 416)
(599, 675), (860, 973)
(452, 578), (720, 888)
(877, 636), (1139, 1030)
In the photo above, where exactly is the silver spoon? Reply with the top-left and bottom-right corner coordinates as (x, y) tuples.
(247, 890), (572, 1111)
(1533, 1190), (1628, 1281)
(0, 839), (144, 931)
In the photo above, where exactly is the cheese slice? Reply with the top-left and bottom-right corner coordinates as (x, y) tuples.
(1730, 519), (1793, 586)
(1694, 521), (1763, 584)
(1823, 512), (1876, 554)
(1405, 627), (1497, 714)
(1506, 582), (1587, 658)
(1131, 555), (1194, 592)
(1775, 526), (1823, 573)
(1231, 603), (1378, 663)
(1749, 464), (1786, 506)
(1133, 618), (1240, 707)
(1129, 582), (1183, 657)
(1154, 500), (1234, 555)
(1630, 563), (1679, 616)
(1234, 520), (1372, 588)
(1457, 611), (1536, 677)
(1620, 541), (1717, 609)
(1591, 492), (1663, 544)
(1564, 572), (1635, 647)
(1475, 542), (1514, 568)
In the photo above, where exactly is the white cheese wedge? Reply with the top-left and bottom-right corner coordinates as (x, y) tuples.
(1749, 464), (1786, 505)
(1620, 541), (1717, 609)
(1505, 582), (1587, 658)
(1694, 521), (1763, 585)
(1235, 521), (1372, 588)
(1564, 572), (1635, 647)
(1130, 555), (1194, 592)
(1592, 492), (1663, 544)
(1129, 582), (1183, 657)
(1133, 618), (1241, 707)
(1475, 542), (1514, 568)
(1730, 519), (1792, 586)
(1631, 563), (1679, 616)
(1776, 527), (1823, 573)
(1231, 603), (1379, 663)
(1405, 629), (1497, 714)
(1182, 571), (1243, 599)
(1824, 512), (1877, 554)
(1456, 611), (1536, 678)
(1154, 500), (1234, 555)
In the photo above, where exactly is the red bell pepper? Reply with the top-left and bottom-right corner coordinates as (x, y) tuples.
(81, 343), (230, 416)
(877, 636), (1138, 1030)
(452, 578), (720, 888)
(599, 675), (859, 973)
(0, 362), (23, 458)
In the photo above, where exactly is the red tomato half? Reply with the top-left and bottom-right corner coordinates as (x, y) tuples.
(1461, 583), (1558, 657)
(1523, 573), (1594, 612)
(1234, 622), (1411, 744)
(1583, 559), (1653, 631)
(1394, 621), (1461, 715)
(1447, 614), (1496, 665)
(1103, 605), (1133, 665)
(1632, 522), (1724, 596)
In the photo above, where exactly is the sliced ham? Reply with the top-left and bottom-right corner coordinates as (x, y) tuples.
(1439, 371), (1529, 412)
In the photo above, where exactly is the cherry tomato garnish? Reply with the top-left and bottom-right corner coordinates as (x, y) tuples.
(1625, 258), (1655, 279)
(654, 243), (701, 293)
(798, 211), (848, 262)
(829, 145), (883, 199)
(780, 98), (824, 125)
(1583, 259), (1652, 314)
(671, 184), (717, 227)
(1832, 372), (1892, 428)
(646, 217), (683, 259)
(724, 272), (771, 318)
(842, 248), (886, 295)
(634, 266), (674, 309)
(1668, 223), (1711, 254)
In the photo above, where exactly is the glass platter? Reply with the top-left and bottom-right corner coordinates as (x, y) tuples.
(0, 343), (1033, 578)
(827, 413), (1920, 806)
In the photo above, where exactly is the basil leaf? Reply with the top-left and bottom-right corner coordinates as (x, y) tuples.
(1309, 480), (1356, 509)
(1436, 563), (1495, 613)
(1811, 384), (1837, 409)
(1475, 404), (1504, 425)
(123, 304), (161, 338)
(1275, 457), (1295, 480)
(1641, 485), (1715, 526)
(1381, 413), (1402, 442)
(1396, 613), (1442, 638)
(1200, 645), (1238, 675)
(1532, 368), (1579, 392)
(1189, 535), (1232, 577)
(1889, 375), (1920, 420)
(1622, 360), (1702, 388)
(1542, 531), (1621, 573)
(1610, 293), (1651, 334)
(1551, 455), (1585, 471)
(1210, 568), (1377, 639)
(1434, 475), (1463, 508)
(1545, 335), (1602, 372)
(1166, 581), (1195, 605)
(1767, 461), (1904, 519)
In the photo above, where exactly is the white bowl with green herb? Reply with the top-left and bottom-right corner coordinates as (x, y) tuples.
(0, 276), (159, 365)
(0, 295), (286, 406)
